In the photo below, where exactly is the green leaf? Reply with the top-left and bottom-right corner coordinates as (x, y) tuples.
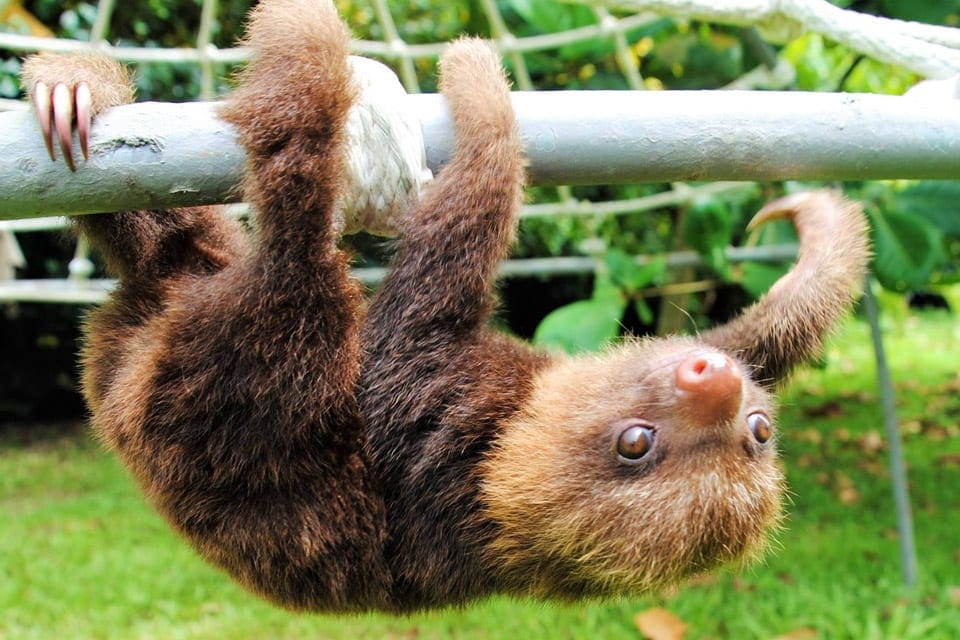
(842, 56), (917, 94)
(891, 181), (960, 237)
(633, 298), (655, 325)
(740, 262), (790, 299)
(752, 216), (799, 245)
(879, 0), (957, 24)
(507, 0), (595, 34)
(533, 296), (626, 354)
(591, 267), (623, 305)
(683, 199), (733, 280)
(867, 207), (945, 291)
(739, 210), (800, 298)
(604, 250), (666, 293)
(782, 33), (850, 91)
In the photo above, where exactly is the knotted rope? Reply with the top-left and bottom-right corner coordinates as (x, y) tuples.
(337, 55), (433, 237)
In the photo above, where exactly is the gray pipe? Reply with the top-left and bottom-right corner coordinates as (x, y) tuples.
(2, 90), (960, 220)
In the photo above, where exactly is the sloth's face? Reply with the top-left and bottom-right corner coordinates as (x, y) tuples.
(479, 336), (784, 598)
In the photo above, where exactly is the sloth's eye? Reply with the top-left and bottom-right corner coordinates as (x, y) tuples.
(616, 424), (654, 461)
(747, 411), (773, 444)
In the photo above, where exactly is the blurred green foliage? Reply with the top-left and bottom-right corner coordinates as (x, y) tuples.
(532, 249), (666, 352)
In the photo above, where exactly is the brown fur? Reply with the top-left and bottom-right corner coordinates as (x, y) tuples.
(480, 339), (783, 598)
(24, 0), (869, 613)
(22, 52), (133, 113)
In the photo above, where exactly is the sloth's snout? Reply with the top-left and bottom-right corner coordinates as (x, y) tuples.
(674, 352), (743, 427)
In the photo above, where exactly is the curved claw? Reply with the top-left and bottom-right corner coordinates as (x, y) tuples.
(746, 193), (813, 231)
(33, 81), (56, 162)
(52, 82), (76, 172)
(75, 82), (92, 161)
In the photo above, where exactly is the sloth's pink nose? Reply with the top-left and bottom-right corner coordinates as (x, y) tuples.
(674, 352), (743, 426)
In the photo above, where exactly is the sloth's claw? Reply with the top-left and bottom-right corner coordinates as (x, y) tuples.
(76, 82), (92, 161)
(52, 82), (76, 171)
(747, 193), (811, 231)
(34, 80), (87, 171)
(33, 81), (56, 162)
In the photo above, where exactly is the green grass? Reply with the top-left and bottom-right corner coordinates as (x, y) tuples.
(2, 312), (959, 639)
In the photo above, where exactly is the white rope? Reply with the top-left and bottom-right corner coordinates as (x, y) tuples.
(571, 0), (960, 79)
(338, 56), (433, 237)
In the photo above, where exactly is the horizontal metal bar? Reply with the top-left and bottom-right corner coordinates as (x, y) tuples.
(0, 244), (799, 304)
(0, 182), (758, 234)
(0, 278), (115, 304)
(2, 90), (959, 220)
(0, 216), (70, 232)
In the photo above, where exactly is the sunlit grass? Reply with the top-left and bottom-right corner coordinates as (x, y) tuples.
(1, 312), (958, 639)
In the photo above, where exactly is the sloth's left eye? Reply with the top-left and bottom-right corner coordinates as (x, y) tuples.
(747, 411), (773, 444)
(616, 424), (654, 462)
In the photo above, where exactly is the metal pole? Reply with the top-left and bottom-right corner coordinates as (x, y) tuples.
(0, 243), (800, 303)
(4, 90), (960, 219)
(861, 278), (919, 587)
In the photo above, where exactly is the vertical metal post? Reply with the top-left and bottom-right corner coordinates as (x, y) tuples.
(862, 278), (919, 586)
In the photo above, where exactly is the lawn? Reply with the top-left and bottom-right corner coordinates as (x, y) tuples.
(1, 311), (958, 639)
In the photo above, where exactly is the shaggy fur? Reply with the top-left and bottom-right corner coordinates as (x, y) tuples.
(22, 52), (133, 115)
(24, 0), (870, 613)
(481, 339), (783, 599)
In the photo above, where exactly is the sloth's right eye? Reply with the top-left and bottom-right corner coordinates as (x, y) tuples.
(616, 424), (654, 462)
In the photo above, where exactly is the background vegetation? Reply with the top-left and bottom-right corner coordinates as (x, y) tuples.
(1, 0), (959, 637)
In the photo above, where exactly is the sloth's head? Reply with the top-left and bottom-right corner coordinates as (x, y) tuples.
(479, 191), (871, 599)
(480, 336), (784, 598)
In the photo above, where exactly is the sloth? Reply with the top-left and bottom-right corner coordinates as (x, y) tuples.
(22, 0), (870, 614)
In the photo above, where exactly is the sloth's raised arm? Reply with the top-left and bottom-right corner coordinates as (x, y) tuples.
(702, 191), (871, 387)
(365, 39), (525, 347)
